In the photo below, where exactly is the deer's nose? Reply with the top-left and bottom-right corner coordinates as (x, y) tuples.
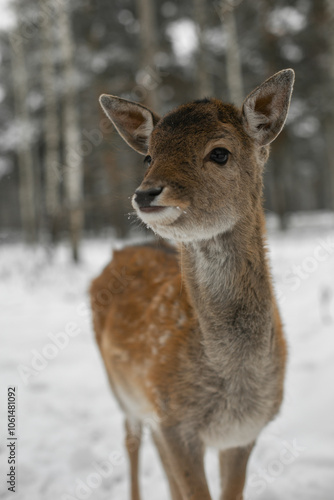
(134, 187), (163, 207)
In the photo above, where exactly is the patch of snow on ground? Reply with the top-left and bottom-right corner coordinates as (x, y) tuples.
(0, 219), (334, 499)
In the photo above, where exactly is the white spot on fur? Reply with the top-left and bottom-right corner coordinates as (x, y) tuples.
(159, 331), (171, 345)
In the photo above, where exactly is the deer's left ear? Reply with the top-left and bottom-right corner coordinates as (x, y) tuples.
(242, 69), (295, 146)
(99, 95), (161, 155)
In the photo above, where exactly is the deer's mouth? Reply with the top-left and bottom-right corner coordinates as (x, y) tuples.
(139, 206), (167, 214)
(134, 203), (183, 227)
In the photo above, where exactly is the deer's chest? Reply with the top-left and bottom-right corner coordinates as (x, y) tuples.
(200, 408), (268, 450)
(198, 369), (276, 450)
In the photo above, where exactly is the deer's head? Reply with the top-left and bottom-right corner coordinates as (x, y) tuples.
(100, 69), (294, 242)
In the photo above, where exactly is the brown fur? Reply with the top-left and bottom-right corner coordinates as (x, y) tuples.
(92, 69), (294, 500)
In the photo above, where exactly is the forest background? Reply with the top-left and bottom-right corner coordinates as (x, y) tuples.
(1, 0), (334, 261)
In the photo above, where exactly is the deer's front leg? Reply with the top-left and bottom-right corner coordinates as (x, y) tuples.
(125, 418), (142, 500)
(158, 426), (212, 500)
(219, 443), (254, 500)
(152, 431), (183, 500)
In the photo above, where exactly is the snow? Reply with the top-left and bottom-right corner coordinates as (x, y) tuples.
(1, 216), (334, 500)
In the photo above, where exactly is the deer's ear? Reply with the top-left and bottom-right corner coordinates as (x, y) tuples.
(99, 95), (161, 155)
(242, 69), (295, 146)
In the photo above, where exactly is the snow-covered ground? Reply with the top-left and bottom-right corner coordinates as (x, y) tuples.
(1, 215), (334, 500)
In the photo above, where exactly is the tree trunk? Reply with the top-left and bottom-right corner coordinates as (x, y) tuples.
(193, 0), (214, 98)
(324, 0), (334, 211)
(39, 0), (61, 243)
(135, 0), (160, 111)
(221, 1), (243, 106)
(271, 130), (290, 230)
(9, 17), (37, 244)
(259, 0), (289, 228)
(56, 0), (84, 262)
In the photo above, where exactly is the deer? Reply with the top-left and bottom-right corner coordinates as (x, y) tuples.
(90, 69), (295, 500)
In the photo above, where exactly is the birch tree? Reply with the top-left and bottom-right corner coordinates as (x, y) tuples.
(55, 0), (84, 262)
(39, 0), (61, 243)
(324, 0), (334, 210)
(135, 0), (160, 111)
(193, 0), (213, 98)
(220, 1), (243, 106)
(9, 10), (37, 244)
(258, 0), (289, 229)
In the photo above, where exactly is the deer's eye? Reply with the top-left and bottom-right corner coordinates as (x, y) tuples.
(209, 148), (229, 165)
(144, 155), (152, 166)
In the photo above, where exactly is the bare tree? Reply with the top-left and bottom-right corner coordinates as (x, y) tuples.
(135, 0), (160, 111)
(9, 11), (37, 244)
(55, 0), (84, 262)
(324, 0), (334, 211)
(193, 0), (214, 98)
(258, 0), (289, 229)
(39, 0), (61, 243)
(220, 1), (243, 105)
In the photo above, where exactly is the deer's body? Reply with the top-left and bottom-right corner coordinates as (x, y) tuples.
(90, 70), (294, 500)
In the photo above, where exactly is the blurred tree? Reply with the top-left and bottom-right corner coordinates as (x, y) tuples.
(9, 9), (37, 244)
(39, 0), (61, 244)
(56, 0), (84, 262)
(135, 0), (161, 111)
(258, 0), (289, 229)
(324, 0), (334, 211)
(220, 0), (244, 106)
(193, 0), (214, 98)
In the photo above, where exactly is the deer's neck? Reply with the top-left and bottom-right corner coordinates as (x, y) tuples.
(181, 212), (274, 371)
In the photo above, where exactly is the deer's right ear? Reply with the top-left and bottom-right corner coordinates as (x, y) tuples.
(241, 69), (295, 146)
(99, 95), (160, 155)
